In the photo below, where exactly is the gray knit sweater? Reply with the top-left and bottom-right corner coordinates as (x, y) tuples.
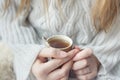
(0, 0), (120, 80)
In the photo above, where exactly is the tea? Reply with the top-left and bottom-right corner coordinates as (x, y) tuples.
(48, 39), (70, 48)
(45, 35), (73, 52)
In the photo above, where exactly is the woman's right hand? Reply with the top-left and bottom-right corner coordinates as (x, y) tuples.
(32, 47), (79, 80)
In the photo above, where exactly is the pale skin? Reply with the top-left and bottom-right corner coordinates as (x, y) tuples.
(32, 47), (79, 80)
(73, 47), (101, 80)
(32, 47), (100, 80)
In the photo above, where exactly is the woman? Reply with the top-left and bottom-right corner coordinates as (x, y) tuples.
(0, 0), (120, 80)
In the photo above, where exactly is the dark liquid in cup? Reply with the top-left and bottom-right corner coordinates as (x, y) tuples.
(48, 39), (70, 48)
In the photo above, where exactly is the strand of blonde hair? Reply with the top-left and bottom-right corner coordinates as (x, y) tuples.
(92, 0), (119, 31)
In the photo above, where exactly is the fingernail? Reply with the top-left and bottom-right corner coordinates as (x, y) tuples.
(59, 51), (68, 57)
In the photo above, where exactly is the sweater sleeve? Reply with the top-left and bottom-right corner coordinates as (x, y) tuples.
(0, 0), (44, 80)
(88, 24), (120, 76)
(77, 15), (120, 79)
(77, 0), (120, 78)
(10, 44), (45, 80)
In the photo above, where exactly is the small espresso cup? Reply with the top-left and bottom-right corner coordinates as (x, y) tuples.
(44, 35), (73, 52)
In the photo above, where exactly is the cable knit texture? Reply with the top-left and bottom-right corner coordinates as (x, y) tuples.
(0, 0), (120, 80)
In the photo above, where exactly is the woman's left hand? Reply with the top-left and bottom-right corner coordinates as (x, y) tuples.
(72, 48), (100, 80)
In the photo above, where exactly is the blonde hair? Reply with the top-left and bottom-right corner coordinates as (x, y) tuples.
(92, 0), (119, 31)
(4, 0), (30, 17)
(17, 0), (30, 16)
(4, 0), (119, 31)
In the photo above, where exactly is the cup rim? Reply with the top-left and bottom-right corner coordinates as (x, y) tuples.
(46, 35), (73, 50)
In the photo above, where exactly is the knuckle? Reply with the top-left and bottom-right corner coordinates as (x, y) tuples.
(80, 70), (85, 74)
(86, 48), (93, 55)
(77, 70), (84, 75)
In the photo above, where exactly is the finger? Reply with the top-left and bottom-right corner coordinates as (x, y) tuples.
(75, 66), (91, 75)
(73, 59), (88, 70)
(74, 45), (81, 51)
(39, 47), (68, 58)
(47, 69), (63, 80)
(60, 61), (73, 80)
(48, 61), (72, 80)
(43, 49), (78, 73)
(73, 48), (93, 61)
(76, 70), (97, 80)
(61, 60), (73, 72)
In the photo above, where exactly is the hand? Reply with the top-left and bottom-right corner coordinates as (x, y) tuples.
(32, 47), (79, 80)
(72, 48), (100, 80)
